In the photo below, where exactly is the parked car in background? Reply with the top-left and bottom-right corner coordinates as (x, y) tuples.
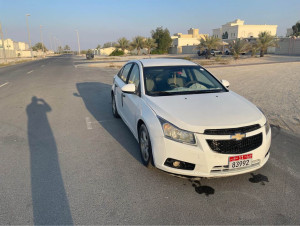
(111, 59), (271, 178)
(86, 52), (94, 60)
(197, 49), (222, 56)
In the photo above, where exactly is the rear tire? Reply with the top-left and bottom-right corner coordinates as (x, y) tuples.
(112, 94), (120, 118)
(139, 124), (153, 168)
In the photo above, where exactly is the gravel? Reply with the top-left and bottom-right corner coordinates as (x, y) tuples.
(208, 62), (300, 135)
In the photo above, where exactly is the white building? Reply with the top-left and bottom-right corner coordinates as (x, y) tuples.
(213, 19), (277, 40)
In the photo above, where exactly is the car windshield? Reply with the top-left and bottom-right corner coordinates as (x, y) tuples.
(143, 66), (227, 96)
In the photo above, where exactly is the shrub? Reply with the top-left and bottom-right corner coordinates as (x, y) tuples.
(183, 56), (191, 61)
(109, 49), (124, 56)
(150, 49), (165, 54)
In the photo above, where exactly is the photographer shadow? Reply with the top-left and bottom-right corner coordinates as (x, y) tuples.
(26, 96), (73, 225)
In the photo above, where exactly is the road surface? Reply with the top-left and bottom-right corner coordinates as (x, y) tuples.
(0, 55), (299, 224)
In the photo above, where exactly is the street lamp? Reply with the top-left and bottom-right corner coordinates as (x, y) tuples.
(75, 30), (80, 55)
(40, 25), (45, 55)
(25, 14), (33, 58)
(0, 22), (7, 63)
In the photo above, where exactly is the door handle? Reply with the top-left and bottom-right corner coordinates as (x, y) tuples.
(122, 93), (126, 97)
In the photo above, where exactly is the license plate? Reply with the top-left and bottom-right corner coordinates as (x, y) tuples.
(229, 154), (252, 169)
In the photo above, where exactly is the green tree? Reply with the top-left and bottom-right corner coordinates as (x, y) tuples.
(197, 35), (222, 59)
(131, 36), (145, 55)
(103, 42), (112, 48)
(144, 38), (157, 54)
(109, 49), (124, 56)
(96, 44), (101, 49)
(116, 37), (130, 52)
(64, 45), (70, 52)
(229, 39), (250, 59)
(151, 27), (172, 54)
(257, 31), (277, 57)
(292, 21), (300, 37)
(32, 42), (47, 52)
(57, 46), (63, 53)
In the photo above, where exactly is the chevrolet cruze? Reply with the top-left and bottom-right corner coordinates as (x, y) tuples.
(111, 59), (271, 178)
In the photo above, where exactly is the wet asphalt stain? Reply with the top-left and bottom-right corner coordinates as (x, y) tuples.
(189, 180), (215, 196)
(249, 173), (269, 185)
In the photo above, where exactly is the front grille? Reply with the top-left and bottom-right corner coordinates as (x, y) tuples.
(204, 124), (260, 135)
(207, 133), (263, 154)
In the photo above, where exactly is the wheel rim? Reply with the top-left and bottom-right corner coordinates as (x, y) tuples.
(140, 128), (149, 162)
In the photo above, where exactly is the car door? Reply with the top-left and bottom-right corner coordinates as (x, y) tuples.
(121, 63), (142, 136)
(114, 63), (133, 119)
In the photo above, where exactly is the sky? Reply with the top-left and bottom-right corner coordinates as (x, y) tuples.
(1, 0), (300, 50)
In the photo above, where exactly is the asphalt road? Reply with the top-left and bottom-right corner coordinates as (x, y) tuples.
(0, 55), (299, 225)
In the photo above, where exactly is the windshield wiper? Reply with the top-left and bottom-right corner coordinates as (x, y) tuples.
(149, 91), (175, 96)
(176, 89), (223, 94)
(200, 89), (224, 93)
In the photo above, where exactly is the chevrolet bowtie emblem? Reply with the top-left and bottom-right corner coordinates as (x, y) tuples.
(231, 133), (246, 140)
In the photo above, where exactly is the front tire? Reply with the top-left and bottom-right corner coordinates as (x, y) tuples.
(139, 124), (153, 167)
(112, 94), (120, 118)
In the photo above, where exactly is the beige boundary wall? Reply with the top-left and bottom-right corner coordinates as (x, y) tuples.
(0, 50), (46, 58)
(0, 49), (16, 58)
(182, 46), (198, 54)
(275, 38), (300, 55)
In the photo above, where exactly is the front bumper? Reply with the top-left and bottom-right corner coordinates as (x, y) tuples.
(152, 126), (271, 178)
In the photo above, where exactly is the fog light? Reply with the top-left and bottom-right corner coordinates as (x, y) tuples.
(173, 161), (181, 168)
(164, 158), (195, 170)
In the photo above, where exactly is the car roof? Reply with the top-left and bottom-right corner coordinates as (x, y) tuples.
(137, 58), (197, 67)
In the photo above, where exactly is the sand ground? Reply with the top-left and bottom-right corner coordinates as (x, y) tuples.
(208, 62), (300, 135)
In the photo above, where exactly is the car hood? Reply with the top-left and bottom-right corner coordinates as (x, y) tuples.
(144, 91), (265, 133)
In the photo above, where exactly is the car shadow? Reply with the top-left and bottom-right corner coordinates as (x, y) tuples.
(74, 82), (142, 164)
(26, 96), (73, 225)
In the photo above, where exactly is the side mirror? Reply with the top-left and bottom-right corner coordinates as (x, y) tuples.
(121, 83), (136, 94)
(221, 79), (230, 88)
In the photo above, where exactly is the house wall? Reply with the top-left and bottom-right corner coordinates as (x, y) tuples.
(99, 47), (116, 56)
(3, 39), (15, 50)
(172, 28), (207, 49)
(177, 38), (200, 47)
(237, 25), (277, 39)
(213, 19), (278, 40)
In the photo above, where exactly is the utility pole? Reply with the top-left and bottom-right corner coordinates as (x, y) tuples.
(53, 36), (56, 54)
(0, 22), (7, 63)
(40, 25), (45, 55)
(25, 14), (33, 59)
(75, 30), (80, 55)
(49, 33), (53, 53)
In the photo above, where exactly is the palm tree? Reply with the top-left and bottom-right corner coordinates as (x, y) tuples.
(64, 45), (70, 52)
(230, 39), (250, 59)
(197, 35), (222, 59)
(250, 42), (259, 57)
(131, 36), (145, 55)
(256, 31), (277, 57)
(116, 37), (129, 53)
(143, 38), (157, 54)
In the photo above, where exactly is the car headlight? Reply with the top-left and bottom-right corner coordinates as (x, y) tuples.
(258, 107), (271, 134)
(265, 120), (270, 134)
(158, 117), (196, 145)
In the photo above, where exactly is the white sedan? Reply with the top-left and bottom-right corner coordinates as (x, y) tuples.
(111, 59), (271, 178)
